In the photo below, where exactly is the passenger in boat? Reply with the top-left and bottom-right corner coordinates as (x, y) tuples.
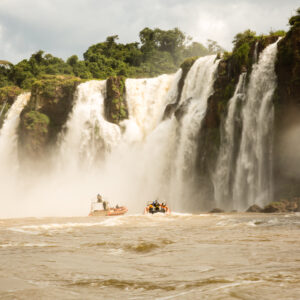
(116, 204), (119, 209)
(97, 194), (102, 203)
(155, 200), (160, 211)
(148, 204), (154, 213)
(103, 200), (109, 210)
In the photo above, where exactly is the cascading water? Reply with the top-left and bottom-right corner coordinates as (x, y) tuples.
(55, 72), (181, 213)
(0, 45), (280, 217)
(253, 41), (258, 64)
(59, 80), (121, 170)
(125, 72), (180, 140)
(0, 92), (31, 173)
(101, 71), (181, 211)
(171, 55), (219, 211)
(214, 73), (247, 209)
(0, 92), (31, 217)
(232, 40), (279, 210)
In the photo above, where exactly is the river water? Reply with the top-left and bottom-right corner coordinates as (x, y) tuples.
(1, 213), (299, 299)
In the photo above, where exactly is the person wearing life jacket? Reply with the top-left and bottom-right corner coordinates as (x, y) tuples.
(103, 200), (109, 210)
(148, 204), (154, 213)
(153, 199), (160, 211)
(97, 194), (102, 203)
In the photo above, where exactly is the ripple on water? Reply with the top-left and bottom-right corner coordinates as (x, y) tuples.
(6, 218), (126, 235)
(0, 242), (54, 248)
(66, 278), (177, 291)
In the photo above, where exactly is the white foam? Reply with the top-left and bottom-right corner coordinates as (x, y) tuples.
(7, 220), (124, 233)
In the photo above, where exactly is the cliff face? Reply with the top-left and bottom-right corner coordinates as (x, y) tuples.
(191, 33), (287, 205)
(164, 57), (197, 119)
(273, 16), (300, 199)
(18, 75), (81, 162)
(0, 19), (298, 204)
(105, 76), (128, 124)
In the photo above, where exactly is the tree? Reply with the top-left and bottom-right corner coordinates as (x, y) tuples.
(207, 39), (225, 54)
(232, 30), (256, 51)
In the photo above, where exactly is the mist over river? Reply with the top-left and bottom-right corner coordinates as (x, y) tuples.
(1, 213), (300, 299)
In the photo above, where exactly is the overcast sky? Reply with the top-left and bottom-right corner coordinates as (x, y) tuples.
(0, 0), (298, 63)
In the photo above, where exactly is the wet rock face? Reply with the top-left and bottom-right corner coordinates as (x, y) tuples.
(273, 21), (300, 200)
(174, 97), (192, 122)
(18, 75), (81, 161)
(262, 198), (300, 213)
(209, 208), (224, 213)
(105, 76), (128, 124)
(246, 204), (263, 213)
(163, 57), (197, 120)
(18, 111), (50, 160)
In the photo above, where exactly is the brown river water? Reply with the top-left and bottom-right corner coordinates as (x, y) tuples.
(0, 213), (300, 299)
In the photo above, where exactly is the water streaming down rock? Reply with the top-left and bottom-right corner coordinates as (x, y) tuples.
(170, 55), (220, 211)
(0, 92), (31, 173)
(0, 46), (281, 216)
(232, 40), (279, 210)
(214, 73), (247, 209)
(0, 93), (31, 217)
(59, 80), (121, 170)
(102, 71), (181, 211)
(253, 41), (258, 64)
(125, 72), (180, 140)
(56, 72), (181, 213)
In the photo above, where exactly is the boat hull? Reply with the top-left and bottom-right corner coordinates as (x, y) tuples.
(89, 207), (128, 217)
(144, 206), (170, 215)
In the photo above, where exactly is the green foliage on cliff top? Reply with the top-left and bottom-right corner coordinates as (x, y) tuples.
(31, 75), (82, 100)
(180, 57), (198, 75)
(23, 111), (50, 133)
(0, 28), (213, 89)
(0, 85), (23, 104)
(106, 76), (128, 123)
(289, 7), (300, 26)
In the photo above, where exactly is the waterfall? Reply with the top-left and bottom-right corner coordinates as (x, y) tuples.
(171, 55), (219, 211)
(125, 72), (181, 140)
(55, 72), (181, 213)
(103, 71), (181, 211)
(214, 73), (247, 209)
(59, 80), (121, 170)
(253, 42), (258, 64)
(0, 46), (280, 217)
(232, 40), (279, 210)
(0, 92), (31, 172)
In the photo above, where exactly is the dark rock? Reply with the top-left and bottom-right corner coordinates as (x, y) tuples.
(19, 111), (50, 160)
(163, 57), (197, 120)
(174, 97), (192, 122)
(292, 197), (300, 212)
(105, 76), (128, 124)
(19, 75), (81, 162)
(246, 204), (263, 212)
(209, 208), (224, 213)
(262, 199), (298, 213)
(263, 202), (287, 213)
(273, 15), (300, 199)
(163, 103), (177, 120)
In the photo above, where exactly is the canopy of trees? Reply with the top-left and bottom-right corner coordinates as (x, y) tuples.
(0, 27), (215, 89)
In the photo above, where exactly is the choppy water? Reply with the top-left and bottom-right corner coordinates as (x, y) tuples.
(1, 213), (299, 299)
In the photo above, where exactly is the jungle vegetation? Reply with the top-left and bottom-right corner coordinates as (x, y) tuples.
(0, 27), (220, 89)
